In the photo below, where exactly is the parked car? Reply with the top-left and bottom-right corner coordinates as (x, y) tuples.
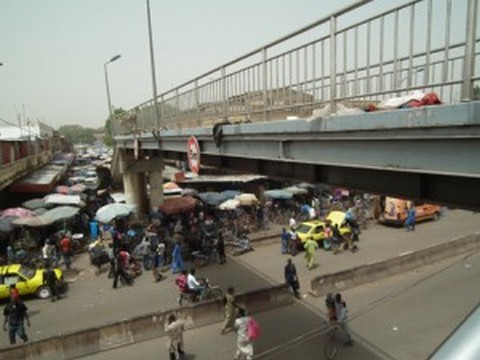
(380, 197), (441, 226)
(0, 264), (66, 300)
(296, 211), (352, 246)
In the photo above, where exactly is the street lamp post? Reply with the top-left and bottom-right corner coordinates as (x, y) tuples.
(146, 0), (160, 130)
(103, 54), (122, 120)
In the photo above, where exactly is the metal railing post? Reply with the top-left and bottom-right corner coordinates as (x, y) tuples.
(461, 0), (478, 101)
(262, 48), (268, 121)
(329, 15), (337, 112)
(222, 67), (227, 121)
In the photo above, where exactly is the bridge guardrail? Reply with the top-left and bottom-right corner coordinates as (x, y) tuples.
(0, 150), (52, 190)
(113, 0), (479, 136)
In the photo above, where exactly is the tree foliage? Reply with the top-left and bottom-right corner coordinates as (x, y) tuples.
(58, 125), (95, 145)
(104, 108), (127, 147)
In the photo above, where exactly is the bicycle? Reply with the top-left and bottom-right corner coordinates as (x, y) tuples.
(324, 323), (340, 359)
(323, 322), (353, 359)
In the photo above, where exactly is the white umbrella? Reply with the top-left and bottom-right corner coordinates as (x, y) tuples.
(44, 206), (80, 222)
(219, 199), (241, 210)
(95, 203), (135, 223)
(236, 193), (259, 206)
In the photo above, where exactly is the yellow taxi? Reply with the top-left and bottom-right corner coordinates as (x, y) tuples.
(296, 211), (352, 246)
(0, 264), (65, 300)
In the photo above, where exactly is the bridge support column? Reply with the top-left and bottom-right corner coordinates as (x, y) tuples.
(119, 150), (148, 219)
(148, 156), (164, 211)
(123, 172), (148, 220)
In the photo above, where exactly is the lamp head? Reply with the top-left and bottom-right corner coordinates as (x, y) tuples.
(109, 54), (121, 63)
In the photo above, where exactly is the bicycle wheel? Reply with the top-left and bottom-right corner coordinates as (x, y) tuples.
(324, 338), (338, 360)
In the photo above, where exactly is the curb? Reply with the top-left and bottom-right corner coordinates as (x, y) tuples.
(310, 232), (480, 297)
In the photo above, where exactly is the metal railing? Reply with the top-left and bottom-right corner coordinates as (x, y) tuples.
(114, 0), (479, 135)
(0, 150), (52, 190)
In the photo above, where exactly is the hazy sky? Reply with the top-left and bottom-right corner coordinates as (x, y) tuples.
(1, 0), (469, 130)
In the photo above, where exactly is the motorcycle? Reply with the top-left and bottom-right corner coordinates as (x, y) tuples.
(225, 233), (253, 256)
(178, 277), (223, 306)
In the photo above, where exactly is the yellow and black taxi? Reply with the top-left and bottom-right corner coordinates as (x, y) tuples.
(295, 211), (352, 246)
(0, 264), (66, 300)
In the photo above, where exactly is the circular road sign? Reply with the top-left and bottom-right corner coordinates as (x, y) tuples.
(187, 136), (200, 174)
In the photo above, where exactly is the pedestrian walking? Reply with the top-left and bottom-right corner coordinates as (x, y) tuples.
(303, 237), (319, 270)
(334, 293), (353, 346)
(221, 287), (238, 334)
(113, 249), (132, 288)
(8, 284), (20, 302)
(3, 297), (30, 345)
(233, 308), (254, 360)
(59, 233), (72, 270)
(284, 258), (300, 298)
(281, 227), (289, 254)
(43, 263), (60, 301)
(171, 241), (184, 274)
(405, 204), (416, 231)
(325, 292), (336, 322)
(217, 231), (226, 264)
(289, 229), (298, 256)
(164, 312), (193, 360)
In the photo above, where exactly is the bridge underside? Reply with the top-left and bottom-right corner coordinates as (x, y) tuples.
(158, 151), (479, 210)
(115, 103), (480, 210)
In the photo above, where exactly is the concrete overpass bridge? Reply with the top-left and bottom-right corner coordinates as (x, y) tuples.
(112, 0), (480, 210)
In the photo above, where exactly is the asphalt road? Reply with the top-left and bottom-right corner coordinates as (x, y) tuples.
(1, 210), (479, 359)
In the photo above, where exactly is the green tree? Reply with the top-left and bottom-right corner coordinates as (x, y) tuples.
(58, 125), (96, 144)
(104, 108), (127, 147)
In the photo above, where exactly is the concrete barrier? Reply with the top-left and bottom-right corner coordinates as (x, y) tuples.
(0, 284), (293, 360)
(310, 233), (480, 297)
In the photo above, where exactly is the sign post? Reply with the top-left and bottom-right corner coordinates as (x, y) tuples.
(187, 136), (200, 174)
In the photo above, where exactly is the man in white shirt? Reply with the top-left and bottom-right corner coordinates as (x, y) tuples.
(186, 269), (203, 297)
(289, 216), (296, 229)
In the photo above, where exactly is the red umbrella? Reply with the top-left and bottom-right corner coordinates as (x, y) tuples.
(158, 196), (197, 215)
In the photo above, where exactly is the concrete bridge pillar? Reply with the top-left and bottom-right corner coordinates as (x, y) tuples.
(119, 150), (149, 219)
(123, 172), (148, 219)
(147, 156), (164, 211)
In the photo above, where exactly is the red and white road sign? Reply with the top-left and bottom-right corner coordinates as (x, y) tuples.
(187, 136), (200, 174)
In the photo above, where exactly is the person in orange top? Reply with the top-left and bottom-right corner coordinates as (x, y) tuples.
(59, 234), (72, 270)
(9, 284), (20, 302)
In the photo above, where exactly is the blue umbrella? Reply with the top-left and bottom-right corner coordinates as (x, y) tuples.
(197, 192), (228, 206)
(220, 190), (242, 200)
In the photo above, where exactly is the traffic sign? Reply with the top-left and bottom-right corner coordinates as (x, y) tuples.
(187, 136), (200, 174)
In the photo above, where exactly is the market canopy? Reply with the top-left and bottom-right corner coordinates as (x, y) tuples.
(283, 186), (309, 195)
(218, 199), (241, 210)
(44, 194), (86, 207)
(236, 193), (259, 206)
(95, 203), (135, 223)
(22, 198), (52, 210)
(1, 207), (34, 218)
(163, 182), (182, 194)
(13, 215), (54, 227)
(264, 189), (293, 200)
(44, 206), (80, 222)
(158, 196), (197, 215)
